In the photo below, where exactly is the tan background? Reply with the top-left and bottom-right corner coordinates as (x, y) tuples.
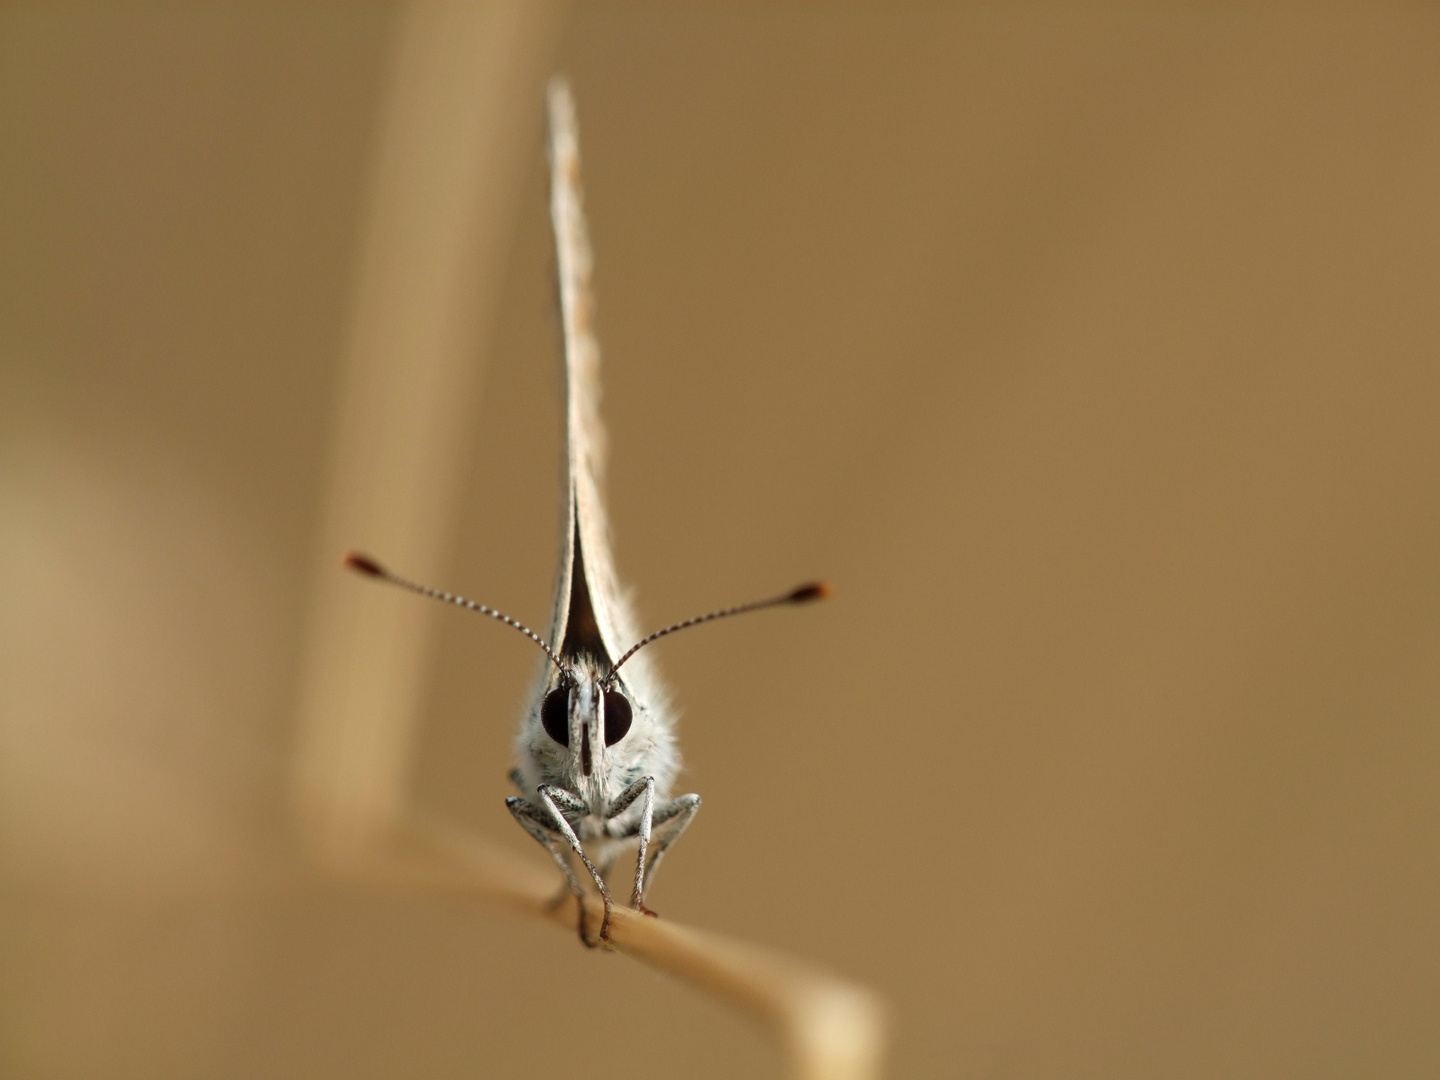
(4, 5), (1439, 1078)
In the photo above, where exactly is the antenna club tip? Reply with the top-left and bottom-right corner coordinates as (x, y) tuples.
(342, 551), (385, 577)
(788, 581), (833, 603)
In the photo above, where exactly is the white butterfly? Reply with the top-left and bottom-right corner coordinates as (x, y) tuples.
(344, 79), (827, 946)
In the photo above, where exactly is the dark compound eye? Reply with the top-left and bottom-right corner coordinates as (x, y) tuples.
(541, 686), (570, 746)
(603, 690), (633, 746)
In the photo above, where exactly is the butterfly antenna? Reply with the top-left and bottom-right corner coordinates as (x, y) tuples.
(605, 581), (832, 684)
(342, 551), (566, 674)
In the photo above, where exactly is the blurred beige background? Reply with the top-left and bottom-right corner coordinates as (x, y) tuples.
(4, 5), (1439, 1078)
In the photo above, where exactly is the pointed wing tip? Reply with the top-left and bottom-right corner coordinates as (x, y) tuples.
(547, 76), (575, 130)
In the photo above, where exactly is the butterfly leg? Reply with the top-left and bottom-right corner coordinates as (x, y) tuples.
(508, 773), (572, 908)
(640, 794), (700, 908)
(604, 776), (657, 914)
(536, 784), (615, 944)
(506, 795), (598, 945)
(607, 791), (700, 916)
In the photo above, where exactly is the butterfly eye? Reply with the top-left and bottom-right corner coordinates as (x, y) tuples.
(603, 689), (633, 746)
(541, 686), (570, 746)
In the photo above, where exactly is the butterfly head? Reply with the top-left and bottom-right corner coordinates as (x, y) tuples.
(533, 654), (637, 790)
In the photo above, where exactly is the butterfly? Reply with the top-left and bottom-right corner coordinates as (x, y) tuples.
(344, 79), (827, 946)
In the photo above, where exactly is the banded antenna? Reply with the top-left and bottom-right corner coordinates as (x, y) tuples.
(604, 581), (832, 686)
(342, 552), (567, 675)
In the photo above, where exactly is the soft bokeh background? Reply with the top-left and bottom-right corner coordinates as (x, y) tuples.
(4, 5), (1439, 1078)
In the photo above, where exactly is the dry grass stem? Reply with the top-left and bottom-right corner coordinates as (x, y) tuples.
(295, 8), (884, 1078)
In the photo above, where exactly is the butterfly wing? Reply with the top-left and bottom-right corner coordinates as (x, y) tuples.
(514, 79), (679, 835)
(545, 79), (644, 675)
